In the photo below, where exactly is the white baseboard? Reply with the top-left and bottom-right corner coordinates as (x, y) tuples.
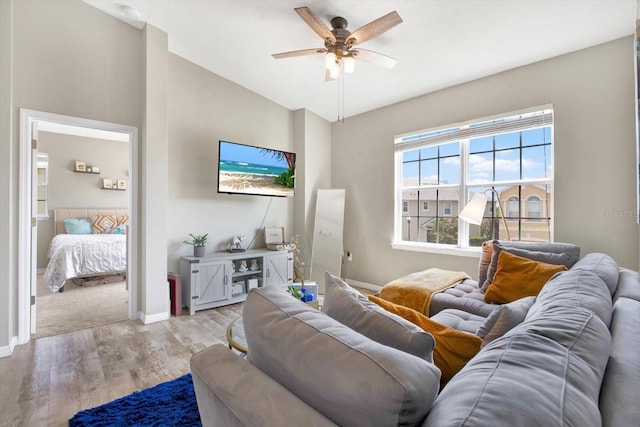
(344, 278), (382, 293)
(0, 336), (18, 358)
(139, 311), (170, 324)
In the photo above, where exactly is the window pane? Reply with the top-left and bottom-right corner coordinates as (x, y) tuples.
(508, 196), (519, 218)
(403, 150), (419, 162)
(401, 191), (419, 216)
(468, 153), (493, 184)
(527, 195), (541, 219)
(470, 136), (493, 154)
(439, 142), (459, 157)
(420, 159), (438, 185)
(494, 149), (520, 182)
(403, 216), (420, 242)
(423, 217), (438, 243)
(420, 146), (438, 160)
(522, 128), (545, 147)
(437, 218), (458, 244)
(440, 157), (460, 184)
(495, 132), (519, 149)
(402, 161), (419, 187)
(522, 145), (550, 180)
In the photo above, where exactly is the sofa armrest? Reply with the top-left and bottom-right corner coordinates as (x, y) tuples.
(190, 344), (337, 427)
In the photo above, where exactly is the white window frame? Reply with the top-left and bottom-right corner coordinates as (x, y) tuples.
(392, 105), (554, 256)
(422, 201), (429, 211)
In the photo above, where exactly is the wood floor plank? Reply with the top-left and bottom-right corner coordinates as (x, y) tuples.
(0, 297), (246, 425)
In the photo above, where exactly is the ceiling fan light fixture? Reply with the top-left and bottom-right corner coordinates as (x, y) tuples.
(325, 51), (337, 68)
(329, 61), (340, 79)
(344, 56), (355, 74)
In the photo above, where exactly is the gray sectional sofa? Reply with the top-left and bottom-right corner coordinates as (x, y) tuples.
(190, 250), (640, 426)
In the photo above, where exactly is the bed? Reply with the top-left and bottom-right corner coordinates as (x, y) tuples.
(44, 208), (129, 292)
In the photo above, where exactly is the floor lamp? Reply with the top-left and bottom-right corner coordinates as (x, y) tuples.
(458, 189), (511, 241)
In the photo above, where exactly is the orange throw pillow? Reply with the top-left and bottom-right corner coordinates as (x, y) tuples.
(483, 250), (567, 304)
(369, 295), (481, 387)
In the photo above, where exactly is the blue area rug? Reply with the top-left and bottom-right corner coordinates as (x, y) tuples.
(69, 373), (201, 427)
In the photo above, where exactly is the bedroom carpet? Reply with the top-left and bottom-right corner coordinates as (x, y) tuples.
(36, 278), (128, 338)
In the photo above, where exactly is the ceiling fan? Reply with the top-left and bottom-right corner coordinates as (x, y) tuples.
(272, 7), (403, 80)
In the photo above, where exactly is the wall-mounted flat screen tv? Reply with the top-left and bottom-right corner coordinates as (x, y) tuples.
(218, 140), (296, 197)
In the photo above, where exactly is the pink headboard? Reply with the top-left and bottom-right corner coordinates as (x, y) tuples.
(53, 208), (129, 235)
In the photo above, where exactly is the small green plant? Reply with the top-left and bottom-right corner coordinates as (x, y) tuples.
(274, 167), (295, 189)
(184, 233), (208, 247)
(288, 285), (303, 299)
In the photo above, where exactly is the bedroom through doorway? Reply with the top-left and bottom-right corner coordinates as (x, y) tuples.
(19, 109), (138, 342)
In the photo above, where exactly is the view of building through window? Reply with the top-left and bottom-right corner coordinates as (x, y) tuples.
(395, 108), (553, 249)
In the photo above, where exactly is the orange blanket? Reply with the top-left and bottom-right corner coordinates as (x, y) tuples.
(379, 268), (471, 316)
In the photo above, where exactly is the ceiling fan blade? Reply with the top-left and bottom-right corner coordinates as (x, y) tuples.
(294, 7), (335, 41)
(354, 48), (398, 69)
(272, 48), (327, 59)
(348, 11), (402, 45)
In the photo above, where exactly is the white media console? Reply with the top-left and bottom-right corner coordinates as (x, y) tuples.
(180, 248), (292, 315)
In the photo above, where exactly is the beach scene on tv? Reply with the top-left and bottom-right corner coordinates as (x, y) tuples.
(218, 141), (296, 197)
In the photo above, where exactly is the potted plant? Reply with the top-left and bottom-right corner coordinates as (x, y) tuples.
(185, 233), (208, 257)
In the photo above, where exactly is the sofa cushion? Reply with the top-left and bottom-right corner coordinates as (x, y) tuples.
(513, 306), (611, 385)
(322, 272), (435, 362)
(424, 306), (611, 427)
(481, 240), (580, 292)
(430, 309), (486, 335)
(243, 286), (441, 427)
(483, 251), (567, 304)
(600, 297), (640, 427)
(477, 240), (494, 286)
(526, 269), (612, 327)
(476, 296), (535, 347)
(570, 252), (619, 296)
(369, 295), (481, 387)
(429, 279), (498, 318)
(613, 268), (640, 303)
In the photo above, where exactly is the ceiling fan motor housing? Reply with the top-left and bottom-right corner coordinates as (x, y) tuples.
(327, 16), (354, 59)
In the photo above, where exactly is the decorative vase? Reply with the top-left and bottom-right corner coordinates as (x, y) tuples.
(194, 246), (205, 257)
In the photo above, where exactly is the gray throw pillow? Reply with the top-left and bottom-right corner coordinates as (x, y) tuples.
(322, 272), (435, 362)
(476, 296), (536, 347)
(481, 241), (573, 292)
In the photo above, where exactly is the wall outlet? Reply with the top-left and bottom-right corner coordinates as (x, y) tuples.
(346, 251), (353, 261)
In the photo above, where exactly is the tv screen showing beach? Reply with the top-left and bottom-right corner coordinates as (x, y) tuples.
(218, 141), (296, 197)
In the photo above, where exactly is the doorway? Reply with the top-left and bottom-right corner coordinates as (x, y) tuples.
(18, 109), (138, 344)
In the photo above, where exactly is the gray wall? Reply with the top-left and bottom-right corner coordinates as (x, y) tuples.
(334, 36), (639, 285)
(1, 0), (331, 352)
(294, 109), (333, 278)
(166, 53), (296, 273)
(36, 131), (129, 269)
(1, 0), (143, 352)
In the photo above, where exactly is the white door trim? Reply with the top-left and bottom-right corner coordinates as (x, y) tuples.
(18, 108), (139, 344)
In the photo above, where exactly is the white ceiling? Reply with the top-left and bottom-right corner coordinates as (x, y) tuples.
(84, 0), (637, 123)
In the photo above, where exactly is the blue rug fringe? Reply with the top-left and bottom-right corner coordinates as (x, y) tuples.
(69, 373), (202, 427)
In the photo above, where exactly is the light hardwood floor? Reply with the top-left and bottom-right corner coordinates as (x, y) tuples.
(0, 303), (244, 427)
(0, 286), (375, 427)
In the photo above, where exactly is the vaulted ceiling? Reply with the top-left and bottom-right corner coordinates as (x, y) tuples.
(85, 0), (637, 122)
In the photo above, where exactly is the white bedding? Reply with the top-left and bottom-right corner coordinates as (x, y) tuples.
(44, 234), (127, 292)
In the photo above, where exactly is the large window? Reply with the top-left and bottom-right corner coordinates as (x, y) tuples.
(394, 107), (553, 250)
